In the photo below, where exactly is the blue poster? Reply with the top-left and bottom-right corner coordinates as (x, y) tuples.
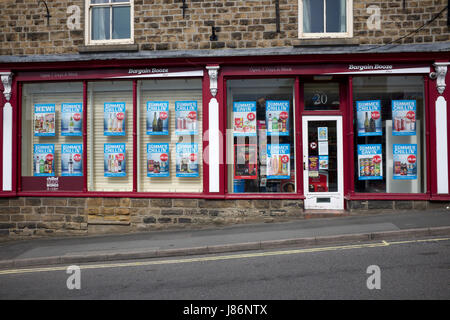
(147, 143), (170, 177)
(233, 101), (257, 136)
(147, 101), (169, 135)
(175, 101), (198, 135)
(266, 100), (289, 136)
(33, 144), (55, 176)
(61, 144), (83, 176)
(356, 100), (382, 136)
(34, 104), (55, 137)
(357, 144), (383, 180)
(392, 100), (416, 136)
(176, 143), (199, 177)
(267, 144), (290, 179)
(61, 103), (82, 136)
(393, 144), (417, 180)
(104, 143), (126, 177)
(104, 102), (126, 136)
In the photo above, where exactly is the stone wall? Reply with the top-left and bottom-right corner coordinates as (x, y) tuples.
(1, 197), (449, 238)
(0, 0), (448, 56)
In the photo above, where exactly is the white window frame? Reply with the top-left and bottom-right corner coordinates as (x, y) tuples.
(85, 0), (134, 45)
(298, 0), (353, 39)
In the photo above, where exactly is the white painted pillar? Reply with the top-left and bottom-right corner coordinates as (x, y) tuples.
(1, 72), (13, 192)
(433, 62), (449, 194)
(206, 66), (220, 193)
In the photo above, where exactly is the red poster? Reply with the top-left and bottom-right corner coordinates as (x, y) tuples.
(234, 144), (258, 179)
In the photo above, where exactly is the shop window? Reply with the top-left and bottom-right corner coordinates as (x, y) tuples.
(299, 0), (353, 38)
(87, 81), (133, 192)
(353, 76), (426, 194)
(138, 79), (203, 193)
(86, 0), (133, 44)
(227, 79), (296, 194)
(21, 82), (84, 191)
(304, 82), (340, 110)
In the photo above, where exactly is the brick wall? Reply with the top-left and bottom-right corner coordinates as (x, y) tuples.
(0, 0), (448, 56)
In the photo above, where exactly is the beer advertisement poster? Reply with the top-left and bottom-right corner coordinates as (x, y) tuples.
(392, 100), (416, 136)
(147, 101), (169, 135)
(104, 143), (126, 177)
(356, 100), (382, 136)
(266, 100), (290, 136)
(357, 144), (383, 180)
(33, 144), (55, 176)
(234, 144), (258, 179)
(233, 101), (257, 137)
(61, 103), (82, 136)
(175, 101), (198, 135)
(147, 143), (170, 177)
(34, 104), (56, 137)
(176, 143), (199, 177)
(267, 144), (290, 179)
(393, 144), (417, 180)
(104, 102), (126, 136)
(61, 144), (83, 176)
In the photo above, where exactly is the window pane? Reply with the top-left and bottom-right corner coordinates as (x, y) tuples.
(88, 81), (133, 192)
(112, 6), (130, 39)
(91, 0), (109, 4)
(21, 82), (84, 191)
(303, 0), (324, 33)
(304, 82), (340, 110)
(227, 79), (296, 194)
(326, 0), (346, 32)
(138, 79), (203, 193)
(353, 76), (426, 193)
(91, 7), (110, 40)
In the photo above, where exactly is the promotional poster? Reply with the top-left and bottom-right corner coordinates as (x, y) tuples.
(319, 155), (329, 170)
(356, 100), (382, 136)
(61, 144), (83, 176)
(234, 144), (258, 179)
(266, 100), (290, 136)
(147, 101), (169, 135)
(147, 143), (170, 177)
(392, 100), (416, 136)
(33, 144), (55, 176)
(61, 103), (82, 136)
(104, 102), (126, 136)
(308, 156), (319, 178)
(233, 101), (257, 136)
(357, 144), (383, 180)
(318, 127), (328, 141)
(34, 104), (55, 137)
(175, 101), (198, 135)
(267, 144), (290, 179)
(176, 143), (199, 177)
(104, 143), (126, 177)
(393, 144), (417, 180)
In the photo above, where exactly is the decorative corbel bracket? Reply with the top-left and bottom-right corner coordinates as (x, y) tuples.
(433, 62), (449, 95)
(206, 66), (219, 97)
(0, 72), (13, 103)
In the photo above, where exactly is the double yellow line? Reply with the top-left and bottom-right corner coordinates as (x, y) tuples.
(0, 237), (448, 276)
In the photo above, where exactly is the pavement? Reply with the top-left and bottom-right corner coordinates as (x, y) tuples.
(0, 209), (450, 269)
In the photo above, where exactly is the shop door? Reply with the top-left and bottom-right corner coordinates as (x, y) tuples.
(302, 116), (343, 210)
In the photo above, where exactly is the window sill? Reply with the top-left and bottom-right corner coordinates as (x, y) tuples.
(293, 38), (359, 47)
(79, 44), (139, 53)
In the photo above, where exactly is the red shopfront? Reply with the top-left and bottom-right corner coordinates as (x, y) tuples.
(1, 55), (449, 211)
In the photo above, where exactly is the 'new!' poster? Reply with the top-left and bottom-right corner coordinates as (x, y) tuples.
(34, 104), (55, 137)
(176, 143), (199, 177)
(267, 144), (290, 179)
(147, 143), (170, 177)
(393, 144), (417, 180)
(147, 101), (169, 135)
(61, 103), (82, 136)
(104, 143), (126, 177)
(233, 101), (257, 136)
(33, 144), (55, 176)
(266, 100), (289, 136)
(104, 102), (126, 136)
(356, 100), (382, 136)
(61, 144), (83, 176)
(357, 144), (383, 180)
(392, 100), (416, 136)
